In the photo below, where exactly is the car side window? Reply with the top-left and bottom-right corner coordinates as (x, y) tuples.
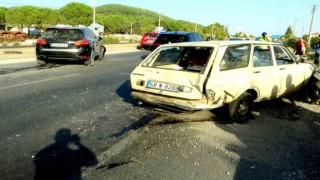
(253, 46), (273, 67)
(220, 45), (250, 71)
(273, 46), (294, 65)
(86, 29), (96, 39)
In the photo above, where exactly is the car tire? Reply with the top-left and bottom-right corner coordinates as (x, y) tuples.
(84, 50), (95, 66)
(97, 47), (105, 60)
(37, 59), (47, 65)
(229, 92), (253, 123)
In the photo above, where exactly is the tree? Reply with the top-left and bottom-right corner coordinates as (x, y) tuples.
(59, 3), (92, 26)
(0, 7), (7, 29)
(203, 23), (229, 40)
(6, 6), (40, 30)
(283, 26), (294, 39)
(37, 8), (60, 29)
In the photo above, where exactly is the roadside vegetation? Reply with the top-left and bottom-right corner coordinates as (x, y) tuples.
(0, 3), (230, 39)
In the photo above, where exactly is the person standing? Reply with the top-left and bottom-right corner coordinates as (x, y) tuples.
(293, 38), (307, 57)
(259, 32), (272, 42)
(314, 36), (320, 65)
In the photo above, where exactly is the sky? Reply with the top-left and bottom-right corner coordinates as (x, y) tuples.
(1, 0), (320, 37)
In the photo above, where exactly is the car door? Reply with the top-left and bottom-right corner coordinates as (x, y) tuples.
(131, 45), (216, 100)
(205, 44), (252, 104)
(273, 46), (307, 96)
(251, 45), (281, 100)
(87, 29), (100, 56)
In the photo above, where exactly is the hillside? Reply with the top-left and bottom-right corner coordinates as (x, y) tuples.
(96, 4), (173, 22)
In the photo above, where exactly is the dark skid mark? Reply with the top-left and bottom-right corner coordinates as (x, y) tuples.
(107, 161), (130, 169)
(3, 51), (23, 54)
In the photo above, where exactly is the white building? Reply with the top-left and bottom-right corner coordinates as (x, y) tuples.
(88, 23), (104, 37)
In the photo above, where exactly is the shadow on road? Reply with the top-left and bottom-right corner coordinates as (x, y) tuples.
(33, 128), (98, 180)
(216, 98), (320, 179)
(116, 80), (138, 105)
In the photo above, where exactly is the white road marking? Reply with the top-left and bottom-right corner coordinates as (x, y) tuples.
(0, 73), (80, 90)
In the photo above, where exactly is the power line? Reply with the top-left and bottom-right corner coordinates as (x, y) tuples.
(0, 1), (27, 6)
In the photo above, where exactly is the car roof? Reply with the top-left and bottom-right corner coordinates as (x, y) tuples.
(159, 40), (281, 47)
(47, 26), (88, 30)
(145, 31), (160, 34)
(159, 31), (197, 35)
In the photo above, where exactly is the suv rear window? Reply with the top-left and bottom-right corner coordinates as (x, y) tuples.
(42, 29), (83, 40)
(145, 33), (159, 38)
(155, 34), (188, 44)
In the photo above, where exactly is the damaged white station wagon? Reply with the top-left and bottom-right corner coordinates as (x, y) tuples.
(130, 41), (318, 123)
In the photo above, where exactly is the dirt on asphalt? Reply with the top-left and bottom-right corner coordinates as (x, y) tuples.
(84, 96), (320, 180)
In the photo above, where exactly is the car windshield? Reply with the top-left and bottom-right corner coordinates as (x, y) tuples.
(143, 46), (213, 73)
(42, 29), (83, 40)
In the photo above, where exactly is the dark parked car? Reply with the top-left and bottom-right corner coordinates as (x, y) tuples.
(150, 31), (203, 51)
(36, 26), (106, 66)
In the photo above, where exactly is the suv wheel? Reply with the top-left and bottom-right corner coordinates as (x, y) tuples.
(229, 92), (253, 123)
(84, 50), (95, 66)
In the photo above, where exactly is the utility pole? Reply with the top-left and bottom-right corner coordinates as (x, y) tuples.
(211, 23), (214, 38)
(93, 0), (96, 24)
(293, 19), (297, 36)
(195, 22), (198, 32)
(158, 13), (161, 27)
(307, 5), (316, 47)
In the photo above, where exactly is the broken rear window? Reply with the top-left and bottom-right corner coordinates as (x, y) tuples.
(143, 46), (213, 73)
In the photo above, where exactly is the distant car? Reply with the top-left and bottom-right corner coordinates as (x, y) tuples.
(150, 31), (203, 51)
(205, 36), (214, 41)
(139, 31), (160, 50)
(130, 41), (319, 123)
(36, 26), (106, 66)
(229, 37), (252, 41)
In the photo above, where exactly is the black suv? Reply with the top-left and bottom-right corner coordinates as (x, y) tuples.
(36, 26), (106, 66)
(150, 31), (203, 51)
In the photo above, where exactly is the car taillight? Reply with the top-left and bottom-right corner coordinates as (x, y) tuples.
(37, 38), (47, 45)
(75, 39), (90, 46)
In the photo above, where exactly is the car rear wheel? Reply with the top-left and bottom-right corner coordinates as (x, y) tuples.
(229, 92), (253, 123)
(84, 50), (95, 66)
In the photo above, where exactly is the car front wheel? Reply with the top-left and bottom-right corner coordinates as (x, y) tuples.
(229, 92), (253, 123)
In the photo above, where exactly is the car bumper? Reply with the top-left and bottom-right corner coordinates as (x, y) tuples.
(131, 90), (224, 111)
(36, 47), (91, 61)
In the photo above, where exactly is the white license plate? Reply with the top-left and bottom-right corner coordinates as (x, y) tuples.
(50, 43), (68, 48)
(146, 80), (179, 92)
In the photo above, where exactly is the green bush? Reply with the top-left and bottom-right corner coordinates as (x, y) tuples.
(102, 36), (120, 43)
(12, 42), (20, 46)
(282, 38), (297, 49)
(2, 43), (8, 47)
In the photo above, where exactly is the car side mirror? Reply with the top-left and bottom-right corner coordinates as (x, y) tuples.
(98, 37), (103, 41)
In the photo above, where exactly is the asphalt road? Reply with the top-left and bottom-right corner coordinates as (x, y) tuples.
(0, 51), (152, 179)
(1, 51), (320, 180)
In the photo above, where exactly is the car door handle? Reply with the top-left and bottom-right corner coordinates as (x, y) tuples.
(253, 71), (261, 73)
(279, 68), (285, 70)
